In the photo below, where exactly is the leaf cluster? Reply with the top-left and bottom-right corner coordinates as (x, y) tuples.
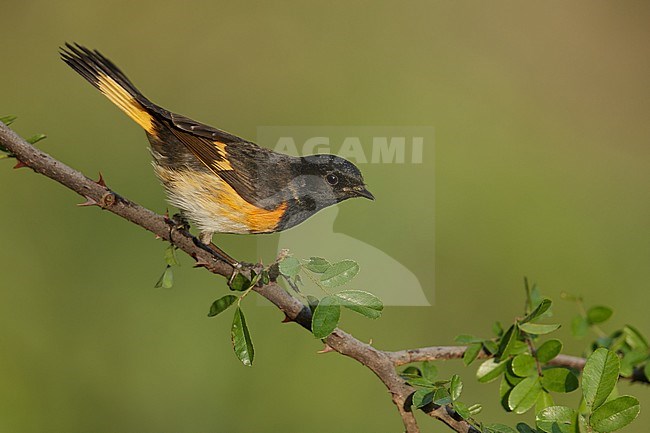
(565, 293), (650, 381)
(205, 254), (383, 366)
(279, 256), (383, 339)
(404, 362), (483, 421)
(399, 282), (645, 432)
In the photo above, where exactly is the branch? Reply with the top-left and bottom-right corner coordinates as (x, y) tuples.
(0, 121), (480, 432)
(386, 346), (649, 384)
(2, 121), (645, 433)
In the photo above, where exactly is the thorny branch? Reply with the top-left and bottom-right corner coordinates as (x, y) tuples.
(0, 121), (645, 433)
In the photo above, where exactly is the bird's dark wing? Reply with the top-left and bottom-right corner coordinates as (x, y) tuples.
(160, 112), (287, 209)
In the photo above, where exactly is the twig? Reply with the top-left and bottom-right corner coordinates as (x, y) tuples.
(386, 346), (649, 384)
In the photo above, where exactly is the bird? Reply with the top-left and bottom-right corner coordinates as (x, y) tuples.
(59, 43), (374, 265)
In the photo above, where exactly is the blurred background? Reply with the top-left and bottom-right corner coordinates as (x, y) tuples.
(1, 1), (649, 432)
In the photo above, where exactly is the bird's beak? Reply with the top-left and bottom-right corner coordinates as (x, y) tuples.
(354, 186), (375, 201)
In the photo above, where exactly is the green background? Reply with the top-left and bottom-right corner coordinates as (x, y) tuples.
(1, 1), (649, 432)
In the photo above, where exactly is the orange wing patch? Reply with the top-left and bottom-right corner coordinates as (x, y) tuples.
(155, 167), (285, 234)
(221, 183), (288, 233)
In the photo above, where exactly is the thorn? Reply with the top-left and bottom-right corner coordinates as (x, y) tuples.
(368, 338), (373, 345)
(77, 196), (98, 207)
(154, 234), (161, 240)
(281, 313), (293, 323)
(193, 257), (211, 268)
(95, 172), (106, 187)
(317, 344), (335, 354)
(13, 160), (28, 169)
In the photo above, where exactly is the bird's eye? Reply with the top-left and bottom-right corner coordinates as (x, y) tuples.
(326, 174), (339, 185)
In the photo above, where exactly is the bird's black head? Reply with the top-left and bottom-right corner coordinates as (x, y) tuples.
(272, 154), (373, 231)
(290, 154), (374, 209)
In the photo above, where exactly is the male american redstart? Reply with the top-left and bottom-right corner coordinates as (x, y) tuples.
(60, 44), (373, 265)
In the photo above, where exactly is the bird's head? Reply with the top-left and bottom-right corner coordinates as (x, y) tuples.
(291, 154), (374, 209)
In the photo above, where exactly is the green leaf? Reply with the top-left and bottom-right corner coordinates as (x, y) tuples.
(530, 283), (544, 308)
(508, 376), (542, 414)
(517, 422), (541, 433)
(279, 256), (301, 278)
(400, 367), (424, 383)
(400, 366), (421, 377)
(248, 269), (261, 287)
(536, 339), (563, 363)
(510, 340), (531, 356)
(536, 390), (554, 413)
(154, 266), (173, 288)
(463, 343), (482, 366)
(587, 306), (613, 325)
(452, 401), (471, 419)
(231, 307), (254, 366)
(541, 367), (579, 393)
(164, 244), (179, 266)
(505, 366), (525, 387)
(518, 323), (561, 335)
(477, 358), (508, 383)
(1, 115), (17, 125)
(483, 340), (499, 355)
(468, 403), (482, 415)
(450, 374), (462, 401)
(229, 272), (251, 291)
(619, 350), (647, 378)
(497, 325), (518, 359)
(411, 389), (433, 408)
(422, 361), (438, 382)
(26, 133), (47, 145)
(433, 387), (452, 405)
(589, 396), (640, 432)
(485, 424), (516, 433)
(644, 362), (650, 381)
(208, 295), (238, 317)
(515, 422), (538, 433)
(261, 270), (270, 285)
(306, 295), (320, 314)
(536, 406), (577, 433)
(334, 290), (383, 319)
(622, 325), (648, 350)
(521, 299), (552, 324)
(583, 348), (621, 410)
(319, 260), (359, 287)
(302, 257), (330, 273)
(499, 377), (514, 412)
(571, 315), (589, 338)
(311, 295), (340, 339)
(511, 354), (537, 377)
(403, 376), (436, 388)
(455, 334), (485, 344)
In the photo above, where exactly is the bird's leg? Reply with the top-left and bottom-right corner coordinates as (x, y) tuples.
(163, 215), (235, 266)
(199, 230), (213, 245)
(197, 230), (240, 271)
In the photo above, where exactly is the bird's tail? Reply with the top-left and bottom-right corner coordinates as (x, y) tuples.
(60, 43), (157, 135)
